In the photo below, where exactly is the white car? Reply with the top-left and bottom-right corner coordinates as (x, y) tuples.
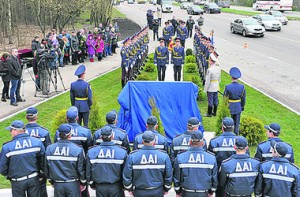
(252, 14), (282, 31)
(161, 0), (173, 13)
(266, 11), (288, 25)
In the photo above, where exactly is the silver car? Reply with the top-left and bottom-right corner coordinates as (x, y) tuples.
(252, 14), (282, 31)
(230, 18), (265, 37)
(266, 11), (288, 25)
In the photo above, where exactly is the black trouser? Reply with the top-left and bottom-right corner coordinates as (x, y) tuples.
(153, 30), (159, 41)
(157, 66), (167, 81)
(95, 182), (124, 197)
(180, 39), (186, 48)
(2, 79), (9, 98)
(40, 177), (48, 197)
(78, 111), (89, 127)
(78, 51), (85, 63)
(54, 181), (80, 197)
(11, 176), (41, 197)
(72, 51), (79, 65)
(112, 44), (117, 54)
(158, 18), (162, 26)
(173, 65), (182, 81)
(134, 186), (164, 197)
(188, 28), (193, 38)
(231, 113), (241, 135)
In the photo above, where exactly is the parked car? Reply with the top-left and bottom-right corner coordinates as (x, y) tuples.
(217, 1), (230, 8)
(230, 18), (265, 37)
(187, 5), (204, 15)
(128, 0), (134, 4)
(194, 0), (207, 5)
(203, 3), (221, 14)
(266, 10), (288, 25)
(137, 0), (147, 3)
(180, 2), (192, 9)
(252, 14), (282, 31)
(161, 0), (173, 12)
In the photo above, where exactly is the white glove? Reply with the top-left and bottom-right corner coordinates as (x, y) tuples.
(125, 67), (128, 72)
(181, 64), (184, 67)
(139, 55), (141, 59)
(154, 64), (157, 66)
(130, 64), (133, 68)
(170, 64), (174, 67)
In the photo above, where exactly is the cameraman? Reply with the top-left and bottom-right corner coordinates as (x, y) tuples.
(31, 35), (41, 91)
(1, 52), (10, 102)
(36, 44), (51, 95)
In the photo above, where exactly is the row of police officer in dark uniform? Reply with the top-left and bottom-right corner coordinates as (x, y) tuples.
(0, 106), (299, 197)
(120, 26), (150, 88)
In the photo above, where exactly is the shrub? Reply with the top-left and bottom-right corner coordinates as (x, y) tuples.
(51, 109), (68, 133)
(215, 97), (231, 136)
(136, 73), (151, 81)
(186, 48), (193, 56)
(144, 63), (156, 72)
(185, 55), (196, 64)
(197, 86), (205, 101)
(89, 96), (103, 134)
(147, 53), (154, 63)
(185, 63), (197, 73)
(240, 116), (266, 146)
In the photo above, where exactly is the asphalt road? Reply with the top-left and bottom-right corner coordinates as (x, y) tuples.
(117, 2), (300, 114)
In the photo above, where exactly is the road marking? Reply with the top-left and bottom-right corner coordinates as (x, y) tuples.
(269, 56), (279, 61)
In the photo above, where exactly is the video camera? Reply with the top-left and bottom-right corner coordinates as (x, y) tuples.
(37, 48), (58, 70)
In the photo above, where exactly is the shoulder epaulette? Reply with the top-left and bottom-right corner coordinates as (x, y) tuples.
(116, 145), (127, 150)
(206, 150), (215, 156)
(88, 145), (98, 150)
(117, 128), (126, 133)
(258, 140), (268, 145)
(290, 163), (299, 170)
(129, 149), (139, 154)
(221, 157), (232, 164)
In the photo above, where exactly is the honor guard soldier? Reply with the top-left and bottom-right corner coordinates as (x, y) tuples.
(45, 124), (86, 197)
(54, 106), (93, 153)
(170, 117), (206, 164)
(133, 116), (168, 152)
(70, 64), (93, 127)
(256, 141), (300, 197)
(25, 107), (51, 197)
(223, 67), (246, 135)
(87, 126), (128, 197)
(120, 37), (130, 88)
(0, 120), (45, 197)
(123, 131), (173, 197)
(162, 21), (172, 47)
(176, 21), (188, 48)
(93, 110), (130, 153)
(203, 54), (221, 117)
(173, 130), (218, 197)
(154, 37), (169, 81)
(171, 37), (185, 81)
(255, 123), (294, 163)
(219, 136), (261, 197)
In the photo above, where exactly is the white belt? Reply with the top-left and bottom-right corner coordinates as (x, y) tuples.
(182, 188), (207, 193)
(11, 172), (38, 182)
(55, 179), (78, 183)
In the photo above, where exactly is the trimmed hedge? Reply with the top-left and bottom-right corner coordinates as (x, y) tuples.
(147, 53), (154, 63)
(186, 48), (193, 56)
(89, 95), (103, 133)
(185, 55), (196, 64)
(240, 116), (266, 146)
(215, 97), (231, 136)
(136, 73), (151, 80)
(144, 63), (156, 72)
(185, 63), (197, 73)
(51, 109), (68, 133)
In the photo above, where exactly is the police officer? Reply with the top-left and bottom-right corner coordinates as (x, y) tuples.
(256, 141), (300, 197)
(25, 107), (51, 197)
(224, 67), (246, 135)
(219, 136), (260, 197)
(45, 124), (86, 197)
(186, 16), (195, 38)
(120, 37), (130, 88)
(86, 126), (128, 197)
(176, 21), (188, 48)
(133, 116), (168, 152)
(173, 130), (218, 197)
(171, 37), (185, 81)
(123, 131), (172, 197)
(54, 106), (93, 153)
(170, 117), (206, 164)
(93, 110), (130, 153)
(154, 37), (169, 81)
(70, 64), (93, 127)
(255, 123), (294, 163)
(0, 120), (45, 197)
(203, 54), (221, 117)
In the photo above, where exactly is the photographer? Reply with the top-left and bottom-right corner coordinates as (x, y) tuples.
(31, 35), (41, 91)
(1, 53), (10, 102)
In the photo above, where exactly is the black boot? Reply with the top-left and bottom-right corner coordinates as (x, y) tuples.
(213, 105), (218, 116)
(203, 106), (213, 117)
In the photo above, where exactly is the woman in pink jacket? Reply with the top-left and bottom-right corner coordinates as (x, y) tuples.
(95, 35), (104, 61)
(86, 34), (96, 62)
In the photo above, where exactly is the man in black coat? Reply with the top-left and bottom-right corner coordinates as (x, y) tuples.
(171, 16), (179, 35)
(186, 16), (195, 38)
(6, 49), (22, 106)
(31, 35), (41, 90)
(152, 19), (159, 41)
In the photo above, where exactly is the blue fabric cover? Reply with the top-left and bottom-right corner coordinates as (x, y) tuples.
(117, 81), (204, 142)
